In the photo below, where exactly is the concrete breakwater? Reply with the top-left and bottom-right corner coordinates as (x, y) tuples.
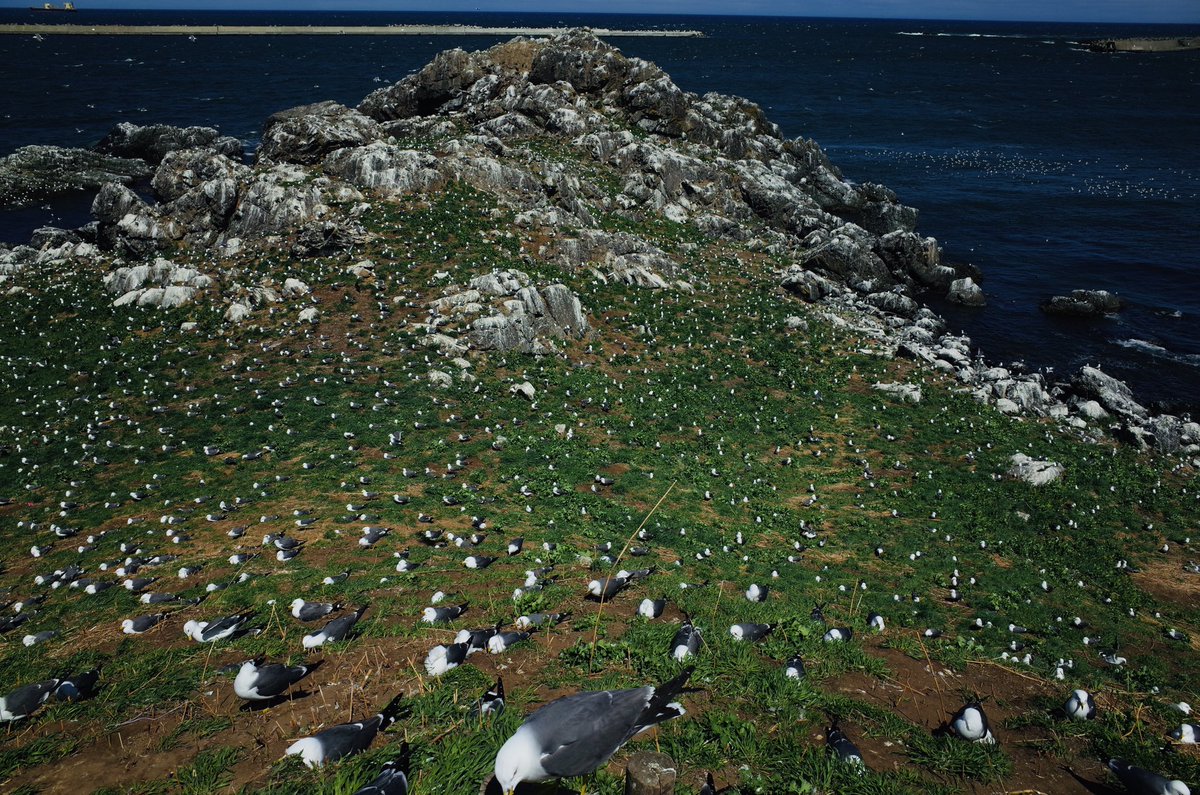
(0, 23), (704, 37)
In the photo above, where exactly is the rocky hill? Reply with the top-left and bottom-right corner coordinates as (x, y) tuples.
(0, 30), (1196, 795)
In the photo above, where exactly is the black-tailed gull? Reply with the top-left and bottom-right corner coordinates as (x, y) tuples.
(493, 667), (692, 794)
(285, 693), (405, 768)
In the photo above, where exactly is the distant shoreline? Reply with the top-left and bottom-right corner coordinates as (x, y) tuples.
(0, 23), (704, 37)
(1081, 35), (1199, 52)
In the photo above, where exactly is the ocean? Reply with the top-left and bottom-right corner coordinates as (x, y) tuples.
(1, 10), (1197, 410)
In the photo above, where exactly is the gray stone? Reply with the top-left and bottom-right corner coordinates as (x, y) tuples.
(1071, 366), (1147, 420)
(873, 382), (922, 403)
(947, 277), (986, 306)
(1008, 454), (1063, 485)
(510, 381), (536, 400)
(258, 101), (382, 165)
(95, 121), (242, 165)
(780, 267), (838, 302)
(224, 302), (252, 323)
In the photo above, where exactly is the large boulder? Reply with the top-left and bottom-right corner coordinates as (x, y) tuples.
(1008, 454), (1063, 486)
(224, 165), (330, 238)
(947, 277), (986, 306)
(151, 149), (249, 241)
(258, 101), (382, 165)
(780, 267), (839, 302)
(95, 122), (242, 165)
(1070, 365), (1147, 420)
(0, 145), (150, 208)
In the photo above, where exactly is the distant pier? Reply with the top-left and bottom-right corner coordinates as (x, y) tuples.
(0, 23), (705, 38)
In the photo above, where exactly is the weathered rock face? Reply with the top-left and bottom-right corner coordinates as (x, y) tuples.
(947, 277), (986, 306)
(257, 101), (383, 166)
(0, 145), (151, 208)
(423, 269), (590, 354)
(354, 30), (933, 292)
(1009, 454), (1064, 486)
(1041, 289), (1123, 317)
(95, 122), (243, 165)
(1070, 366), (1147, 420)
(91, 182), (177, 257)
(103, 257), (212, 309)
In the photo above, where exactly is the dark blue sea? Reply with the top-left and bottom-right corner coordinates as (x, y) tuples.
(2, 10), (1198, 410)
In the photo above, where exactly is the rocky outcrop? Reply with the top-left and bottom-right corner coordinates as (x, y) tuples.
(1070, 366), (1147, 420)
(1008, 454), (1063, 486)
(92, 182), (177, 257)
(423, 269), (590, 354)
(103, 257), (213, 310)
(258, 101), (382, 165)
(354, 31), (937, 293)
(95, 122), (242, 165)
(1041, 289), (1123, 318)
(0, 145), (151, 208)
(874, 382), (922, 403)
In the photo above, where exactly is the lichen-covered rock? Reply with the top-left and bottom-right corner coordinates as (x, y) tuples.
(323, 143), (444, 195)
(224, 165), (330, 238)
(282, 278), (311, 298)
(780, 267), (840, 302)
(258, 101), (382, 165)
(105, 258), (213, 309)
(1071, 365), (1147, 420)
(92, 182), (178, 256)
(95, 121), (242, 165)
(224, 302), (252, 324)
(359, 47), (492, 121)
(1, 145), (151, 208)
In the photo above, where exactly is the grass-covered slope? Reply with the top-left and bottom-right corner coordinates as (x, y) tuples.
(0, 37), (1197, 795)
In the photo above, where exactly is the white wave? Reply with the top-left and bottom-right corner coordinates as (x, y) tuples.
(897, 31), (924, 36)
(1114, 338), (1200, 366)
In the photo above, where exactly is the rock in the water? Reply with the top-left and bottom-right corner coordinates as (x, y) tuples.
(1008, 454), (1063, 485)
(0, 145), (151, 208)
(95, 122), (242, 165)
(1040, 290), (1122, 318)
(947, 277), (986, 306)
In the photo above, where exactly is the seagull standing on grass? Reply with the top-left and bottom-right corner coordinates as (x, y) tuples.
(493, 668), (693, 795)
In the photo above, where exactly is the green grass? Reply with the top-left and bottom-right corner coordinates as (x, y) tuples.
(0, 122), (1196, 795)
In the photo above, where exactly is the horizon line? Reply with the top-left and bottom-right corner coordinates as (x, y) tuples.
(0, 6), (1198, 25)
